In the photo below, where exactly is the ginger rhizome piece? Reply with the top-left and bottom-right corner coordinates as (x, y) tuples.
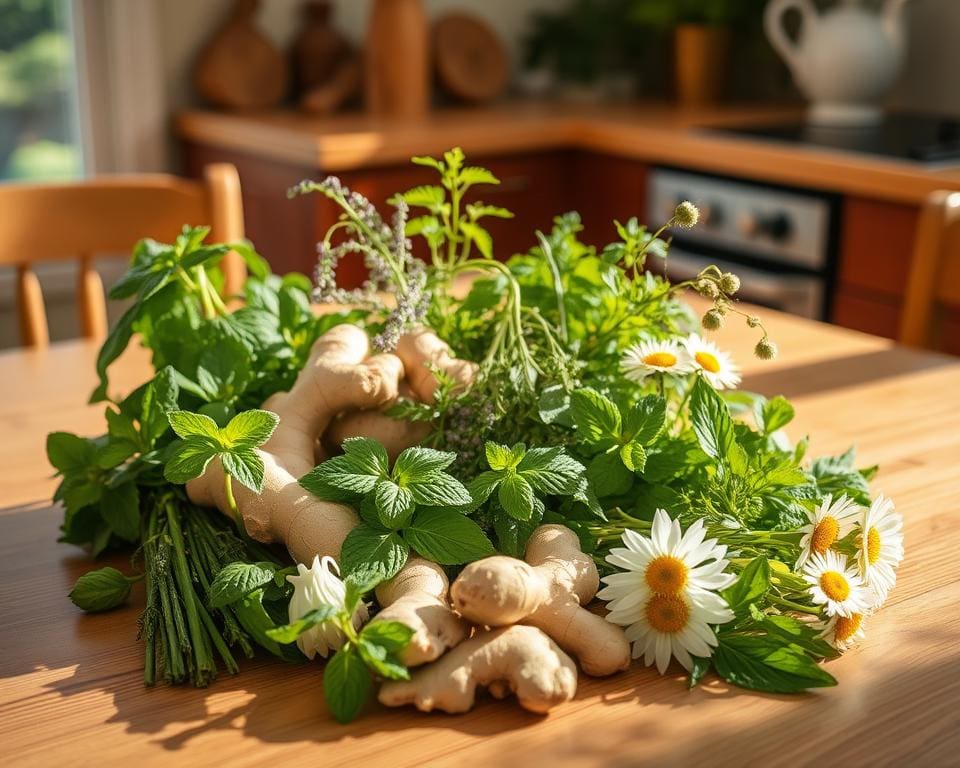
(378, 625), (577, 714)
(186, 323), (473, 664)
(451, 524), (631, 676)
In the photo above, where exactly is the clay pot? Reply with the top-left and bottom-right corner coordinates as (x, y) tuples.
(674, 24), (731, 107)
(291, 0), (352, 93)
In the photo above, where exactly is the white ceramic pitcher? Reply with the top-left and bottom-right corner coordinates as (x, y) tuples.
(764, 0), (912, 125)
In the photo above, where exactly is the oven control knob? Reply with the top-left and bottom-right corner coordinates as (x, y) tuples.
(737, 211), (793, 241)
(701, 201), (723, 228)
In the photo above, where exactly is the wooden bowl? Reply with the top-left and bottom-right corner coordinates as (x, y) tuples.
(432, 13), (509, 104)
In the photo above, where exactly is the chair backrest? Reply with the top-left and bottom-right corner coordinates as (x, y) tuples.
(0, 163), (245, 348)
(899, 190), (960, 350)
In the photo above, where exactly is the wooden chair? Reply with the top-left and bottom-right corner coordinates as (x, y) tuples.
(899, 189), (960, 350)
(0, 163), (246, 348)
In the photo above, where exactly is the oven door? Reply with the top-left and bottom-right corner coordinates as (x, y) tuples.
(664, 249), (825, 320)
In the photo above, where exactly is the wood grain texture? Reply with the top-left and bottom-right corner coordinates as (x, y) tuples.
(175, 102), (960, 205)
(1, 303), (959, 766)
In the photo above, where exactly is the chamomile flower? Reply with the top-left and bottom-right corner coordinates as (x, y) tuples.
(286, 555), (367, 660)
(795, 494), (860, 570)
(803, 550), (872, 618)
(817, 612), (867, 652)
(857, 494), (904, 603)
(620, 339), (693, 382)
(683, 334), (741, 389)
(599, 509), (736, 673)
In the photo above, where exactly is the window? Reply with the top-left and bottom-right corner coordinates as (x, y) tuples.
(0, 0), (83, 181)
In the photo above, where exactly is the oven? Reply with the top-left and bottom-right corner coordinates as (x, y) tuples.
(647, 168), (840, 320)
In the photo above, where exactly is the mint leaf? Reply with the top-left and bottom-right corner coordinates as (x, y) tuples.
(208, 561), (277, 608)
(393, 446), (456, 482)
(407, 473), (472, 507)
(570, 388), (621, 447)
(339, 526), (409, 581)
(619, 441), (648, 473)
(689, 656), (712, 689)
(47, 432), (97, 475)
(587, 451), (633, 496)
(99, 482), (140, 542)
(222, 409), (279, 448)
(485, 441), (525, 471)
(759, 396), (795, 435)
(624, 395), (666, 444)
(374, 479), (415, 528)
(467, 470), (502, 507)
(721, 557), (770, 615)
(164, 442), (217, 484)
(69, 567), (135, 612)
(299, 468), (365, 502)
(357, 637), (410, 681)
(403, 508), (495, 564)
(537, 384), (573, 426)
(361, 620), (416, 653)
(167, 410), (223, 442)
(713, 636), (837, 693)
(324, 646), (372, 724)
(497, 473), (535, 521)
(690, 377), (747, 470)
(308, 455), (379, 495)
(266, 604), (340, 644)
(221, 449), (266, 493)
(342, 437), (390, 477)
(140, 367), (179, 446)
(517, 447), (584, 495)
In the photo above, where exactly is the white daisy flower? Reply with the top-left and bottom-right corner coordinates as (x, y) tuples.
(802, 550), (872, 618)
(857, 494), (904, 603)
(286, 555), (368, 659)
(599, 508), (736, 674)
(683, 334), (741, 389)
(795, 494), (860, 569)
(620, 338), (693, 382)
(817, 612), (867, 652)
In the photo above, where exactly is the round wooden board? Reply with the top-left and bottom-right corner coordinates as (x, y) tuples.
(432, 12), (509, 104)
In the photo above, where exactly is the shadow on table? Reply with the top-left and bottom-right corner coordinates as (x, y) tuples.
(742, 347), (954, 399)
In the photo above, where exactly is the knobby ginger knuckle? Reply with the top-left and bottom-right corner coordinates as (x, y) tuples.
(451, 524), (631, 677)
(378, 625), (577, 714)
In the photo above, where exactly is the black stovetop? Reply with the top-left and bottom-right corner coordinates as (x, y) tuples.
(711, 114), (960, 164)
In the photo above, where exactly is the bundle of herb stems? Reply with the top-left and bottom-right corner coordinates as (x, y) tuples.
(139, 492), (276, 687)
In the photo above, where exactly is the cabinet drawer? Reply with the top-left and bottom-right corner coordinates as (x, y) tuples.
(839, 197), (918, 297)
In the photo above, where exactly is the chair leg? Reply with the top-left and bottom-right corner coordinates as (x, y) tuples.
(16, 265), (49, 348)
(77, 254), (108, 340)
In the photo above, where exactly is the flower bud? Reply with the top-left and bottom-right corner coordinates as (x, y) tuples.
(701, 309), (724, 330)
(672, 201), (700, 229)
(746, 315), (761, 328)
(696, 279), (720, 298)
(754, 337), (779, 360)
(719, 273), (741, 295)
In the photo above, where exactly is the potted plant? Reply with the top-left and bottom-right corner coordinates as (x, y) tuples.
(632, 0), (764, 106)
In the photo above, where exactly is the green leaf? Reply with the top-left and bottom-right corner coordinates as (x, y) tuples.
(460, 221), (493, 259)
(570, 388), (621, 447)
(163, 441), (217, 484)
(308, 455), (380, 495)
(624, 395), (667, 445)
(721, 557), (770, 615)
(403, 508), (495, 564)
(232, 588), (305, 662)
(266, 604), (340, 644)
(466, 203), (513, 220)
(357, 637), (410, 681)
(407, 473), (472, 507)
(713, 636), (837, 693)
(140, 366), (180, 445)
(688, 656), (712, 689)
(167, 410), (223, 442)
(339, 526), (409, 581)
(497, 473), (535, 521)
(587, 451), (633, 497)
(222, 409), (279, 448)
(90, 299), (139, 402)
(343, 569), (383, 614)
(208, 561), (277, 608)
(619, 441), (648, 473)
(361, 620), (416, 653)
(757, 612), (839, 659)
(400, 184), (446, 210)
(69, 567), (134, 612)
(341, 437), (390, 477)
(410, 155), (444, 172)
(47, 432), (97, 475)
(690, 377), (747, 471)
(393, 446), (456, 482)
(466, 470), (502, 508)
(537, 384), (573, 426)
(99, 482), (140, 542)
(324, 646), (372, 724)
(221, 449), (266, 493)
(485, 441), (525, 471)
(759, 396), (795, 435)
(459, 166), (500, 187)
(374, 479), (415, 529)
(517, 447), (584, 495)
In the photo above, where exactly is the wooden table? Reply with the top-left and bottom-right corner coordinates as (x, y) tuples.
(2, 310), (959, 767)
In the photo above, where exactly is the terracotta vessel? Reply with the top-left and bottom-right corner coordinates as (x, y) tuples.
(673, 24), (731, 107)
(365, 0), (430, 117)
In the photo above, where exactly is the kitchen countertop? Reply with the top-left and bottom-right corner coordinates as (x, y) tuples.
(176, 102), (960, 205)
(2, 303), (960, 766)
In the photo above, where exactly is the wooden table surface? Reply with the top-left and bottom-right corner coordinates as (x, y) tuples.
(2, 309), (960, 767)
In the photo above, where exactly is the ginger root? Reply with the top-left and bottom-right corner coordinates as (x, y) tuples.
(451, 525), (631, 677)
(378, 625), (577, 714)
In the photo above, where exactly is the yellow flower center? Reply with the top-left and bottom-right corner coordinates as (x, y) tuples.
(695, 351), (721, 373)
(811, 516), (840, 554)
(645, 594), (690, 634)
(819, 571), (851, 602)
(644, 555), (689, 595)
(866, 527), (881, 565)
(834, 613), (863, 644)
(643, 351), (677, 368)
